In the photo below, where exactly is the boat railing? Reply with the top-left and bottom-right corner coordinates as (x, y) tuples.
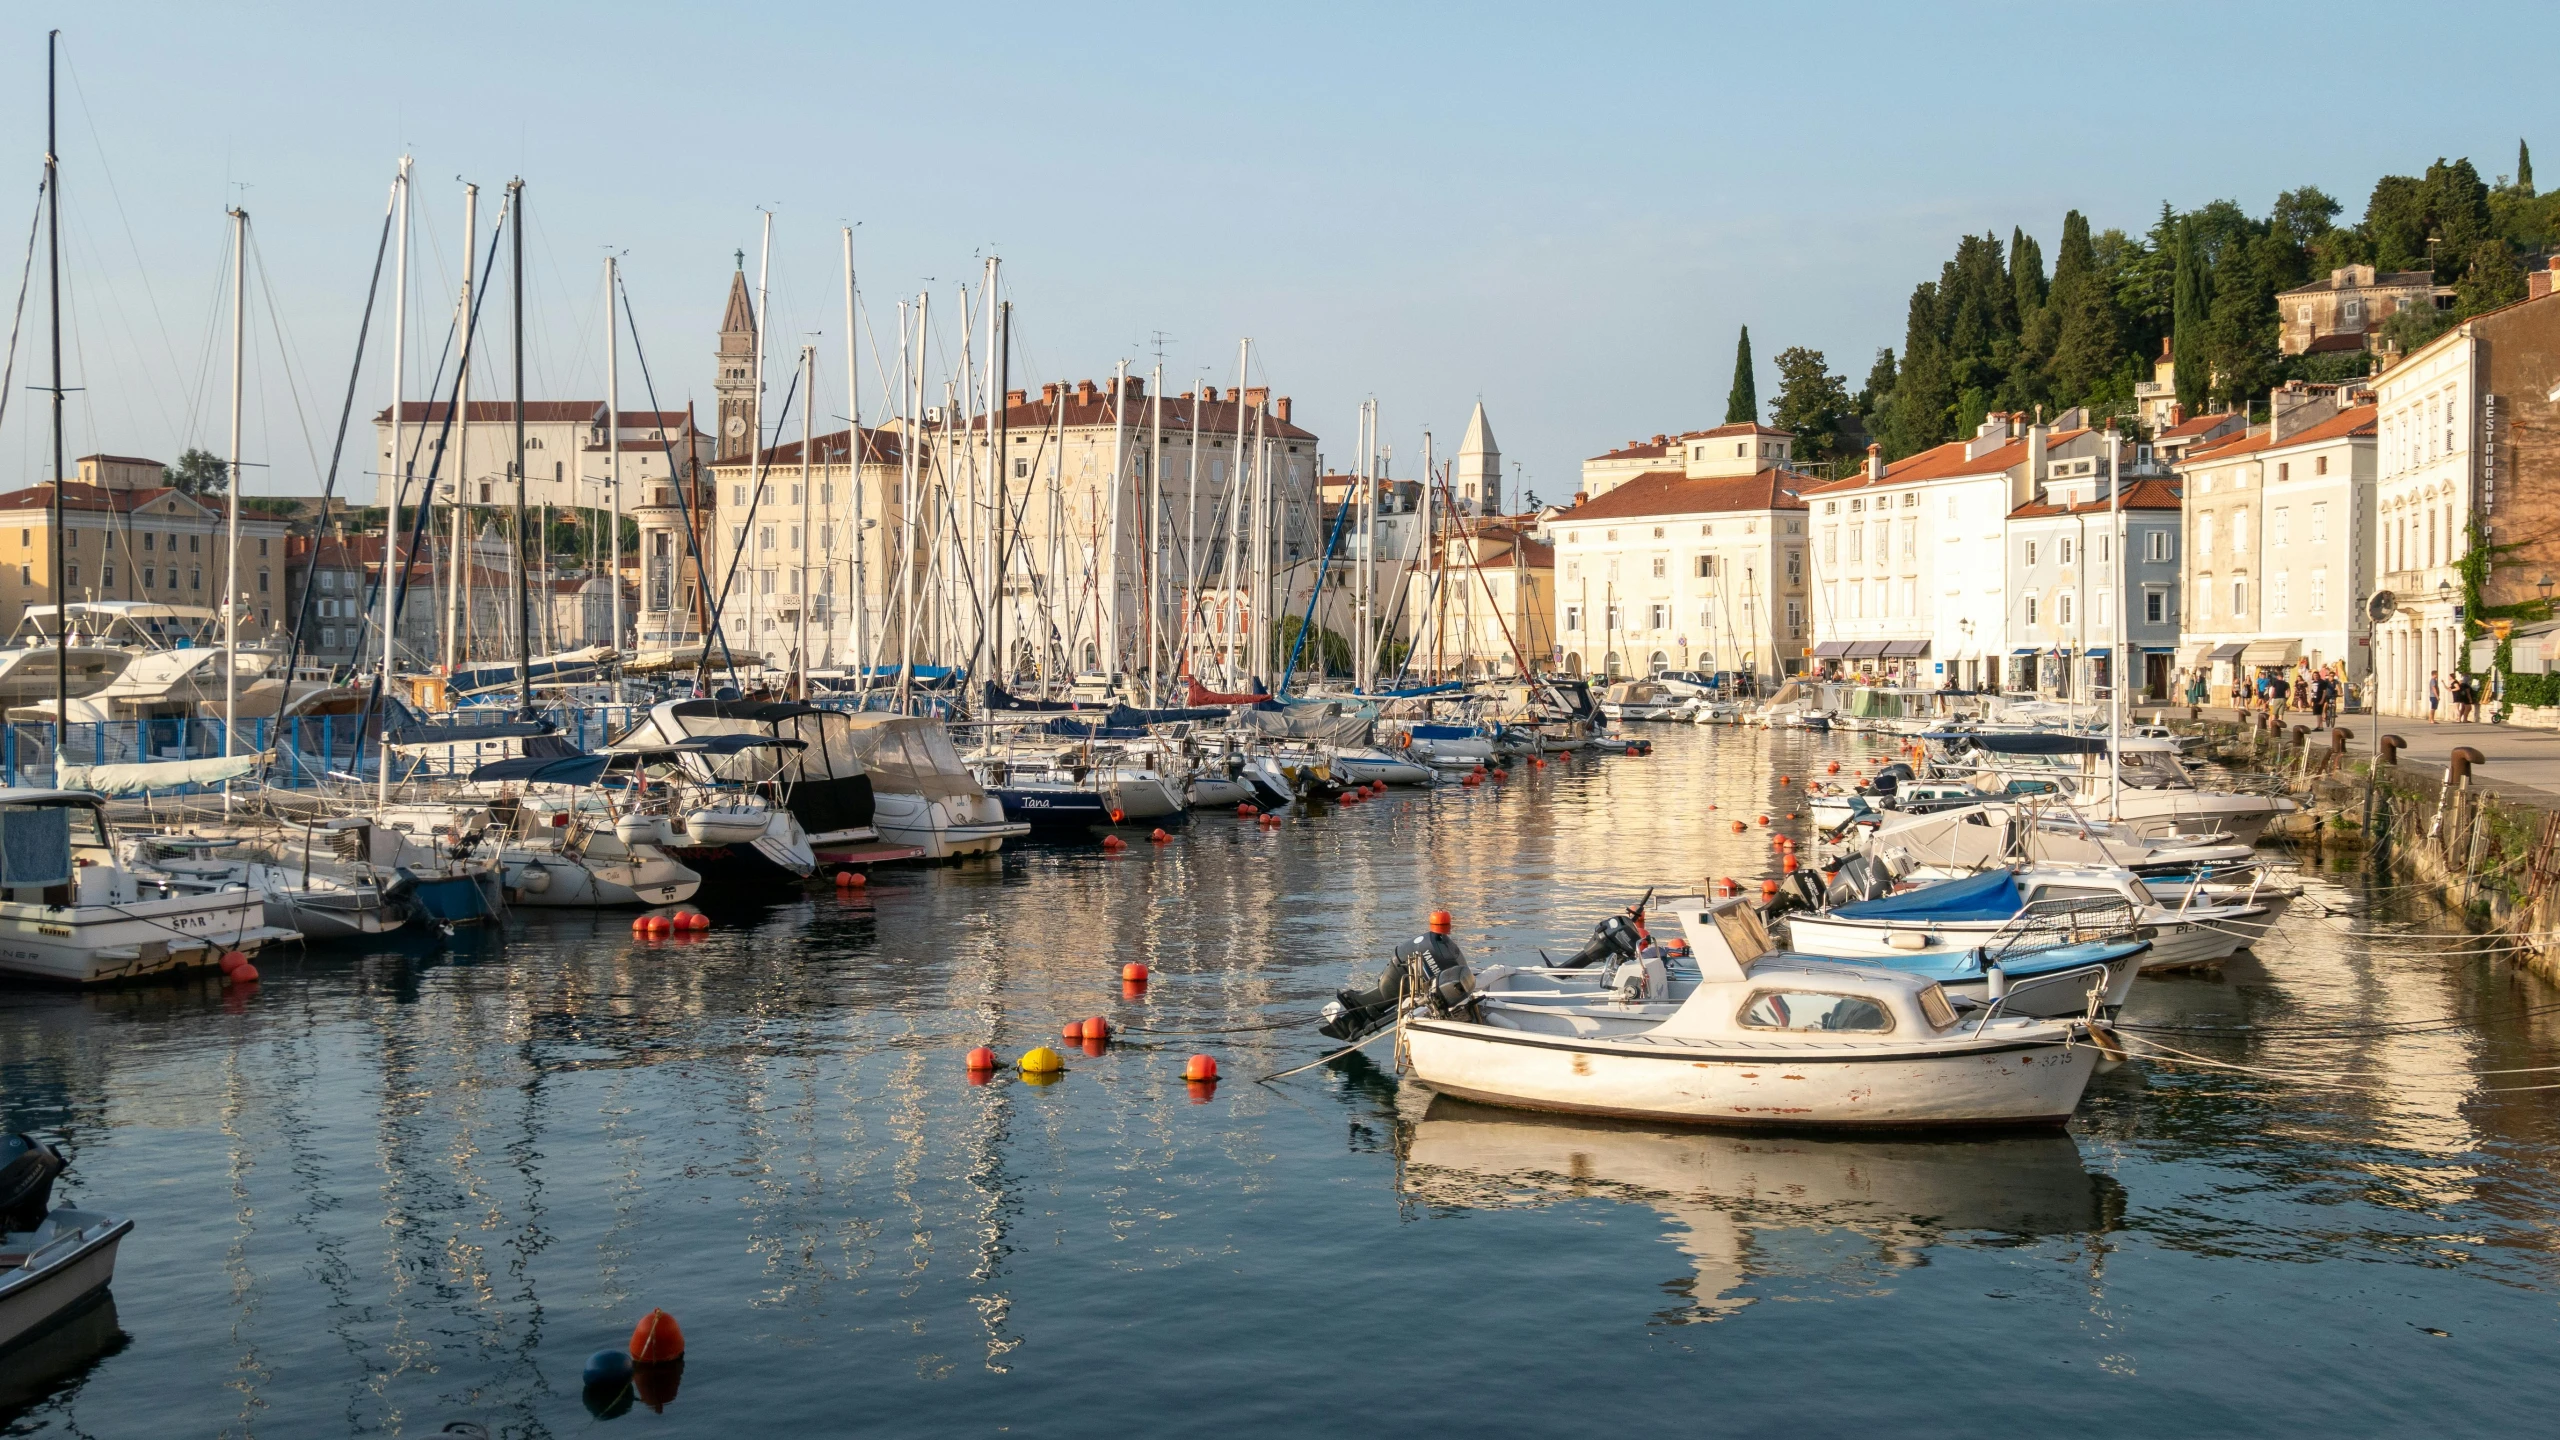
(1967, 959), (2116, 1034)
(1977, 894), (2142, 963)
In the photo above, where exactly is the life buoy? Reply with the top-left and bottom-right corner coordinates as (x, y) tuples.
(1398, 732), (1411, 748)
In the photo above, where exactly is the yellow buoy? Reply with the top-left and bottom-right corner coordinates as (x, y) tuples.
(1019, 1045), (1066, 1075)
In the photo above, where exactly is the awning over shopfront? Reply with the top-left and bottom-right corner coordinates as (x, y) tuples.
(2084, 647), (2110, 658)
(2010, 647), (2039, 656)
(1881, 639), (1931, 658)
(2207, 642), (2248, 663)
(2239, 639), (2300, 666)
(1844, 640), (1889, 658)
(1810, 640), (1852, 658)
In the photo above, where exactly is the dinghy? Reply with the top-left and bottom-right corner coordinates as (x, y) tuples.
(0, 1136), (130, 1355)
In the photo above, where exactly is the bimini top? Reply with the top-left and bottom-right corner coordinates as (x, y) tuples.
(1827, 868), (2024, 923)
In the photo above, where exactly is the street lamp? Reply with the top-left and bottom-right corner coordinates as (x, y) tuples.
(2438, 578), (2455, 607)
(2540, 573), (2554, 606)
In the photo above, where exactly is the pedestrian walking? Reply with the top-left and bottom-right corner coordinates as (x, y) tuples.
(2428, 670), (2442, 723)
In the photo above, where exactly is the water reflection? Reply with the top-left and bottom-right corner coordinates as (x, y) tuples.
(1398, 1095), (2118, 1320)
(0, 1294), (127, 1422)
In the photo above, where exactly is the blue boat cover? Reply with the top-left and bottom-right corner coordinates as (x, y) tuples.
(1923, 731), (2107, 755)
(1793, 937), (2144, 982)
(1408, 724), (1480, 740)
(1829, 868), (2024, 922)
(469, 753), (613, 786)
(1357, 681), (1469, 699)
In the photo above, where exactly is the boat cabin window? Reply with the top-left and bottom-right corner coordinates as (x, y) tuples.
(1738, 990), (1894, 1033)
(1917, 984), (1958, 1029)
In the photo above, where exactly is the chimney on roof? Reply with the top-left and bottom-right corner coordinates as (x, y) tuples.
(1275, 396), (1291, 422)
(1573, 491), (1588, 506)
(2027, 421), (2049, 478)
(1179, 390), (1194, 402)
(1865, 444), (1882, 482)
(1244, 386), (1270, 412)
(1040, 381), (1061, 404)
(1006, 389), (1027, 406)
(1124, 375), (1145, 400)
(1653, 434), (1668, 445)
(1075, 379), (1097, 404)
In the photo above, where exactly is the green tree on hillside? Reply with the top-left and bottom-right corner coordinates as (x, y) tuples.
(2456, 239), (2525, 316)
(2047, 211), (2121, 403)
(2171, 221), (2210, 416)
(1723, 327), (1756, 425)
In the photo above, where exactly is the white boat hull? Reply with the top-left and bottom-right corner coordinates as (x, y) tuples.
(0, 891), (290, 985)
(499, 848), (700, 908)
(1404, 1019), (2098, 1128)
(1330, 750), (1434, 786)
(0, 1210), (130, 1353)
(872, 791), (1027, 859)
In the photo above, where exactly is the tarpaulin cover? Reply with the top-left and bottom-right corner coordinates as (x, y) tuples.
(1829, 868), (2024, 923)
(1186, 678), (1276, 707)
(59, 754), (265, 795)
(1924, 731), (2110, 755)
(468, 753), (613, 787)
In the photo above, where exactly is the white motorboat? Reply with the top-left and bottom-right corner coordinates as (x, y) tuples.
(1928, 732), (2297, 844)
(0, 791), (296, 985)
(1688, 699), (1744, 725)
(1598, 679), (1683, 722)
(1326, 746), (1434, 786)
(137, 827), (413, 943)
(1381, 722), (1495, 768)
(1396, 898), (2108, 1128)
(834, 714), (1027, 859)
(1851, 801), (2260, 878)
(1785, 863), (2274, 973)
(0, 1136), (131, 1356)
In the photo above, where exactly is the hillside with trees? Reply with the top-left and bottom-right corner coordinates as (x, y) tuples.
(1760, 142), (2560, 468)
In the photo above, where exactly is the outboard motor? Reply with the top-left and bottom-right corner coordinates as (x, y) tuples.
(1867, 762), (1914, 797)
(1761, 870), (1827, 922)
(0, 1134), (66, 1233)
(1557, 912), (1643, 970)
(1319, 911), (1475, 1041)
(1825, 853), (1890, 905)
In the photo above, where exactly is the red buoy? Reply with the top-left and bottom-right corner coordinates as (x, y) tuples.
(966, 1046), (999, 1071)
(1237, 803), (1256, 816)
(630, 1308), (686, 1365)
(228, 961), (260, 984)
(1101, 835), (1127, 851)
(1081, 1016), (1111, 1040)
(1123, 961), (1150, 983)
(1149, 828), (1171, 843)
(1110, 808), (1126, 823)
(1062, 1021), (1084, 1039)
(1489, 769), (1508, 784)
(1183, 1054), (1219, 1081)
(835, 870), (856, 888)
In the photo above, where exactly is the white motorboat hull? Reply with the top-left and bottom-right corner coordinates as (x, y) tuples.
(499, 848), (700, 908)
(1330, 750), (1433, 786)
(1785, 909), (2260, 973)
(1410, 738), (1494, 767)
(1404, 1019), (2098, 1128)
(0, 891), (291, 986)
(1186, 775), (1256, 809)
(1102, 772), (1186, 822)
(259, 880), (408, 940)
(0, 1209), (130, 1354)
(872, 791), (1026, 859)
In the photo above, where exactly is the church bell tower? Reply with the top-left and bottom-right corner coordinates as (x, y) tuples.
(715, 256), (757, 462)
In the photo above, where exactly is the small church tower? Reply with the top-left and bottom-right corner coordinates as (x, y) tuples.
(1454, 402), (1501, 514)
(715, 258), (758, 461)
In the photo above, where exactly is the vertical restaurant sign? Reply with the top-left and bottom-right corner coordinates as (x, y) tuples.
(2481, 390), (2502, 516)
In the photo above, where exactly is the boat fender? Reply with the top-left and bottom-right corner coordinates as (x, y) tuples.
(518, 863), (553, 896)
(1884, 931), (1931, 951)
(1983, 961), (2008, 1000)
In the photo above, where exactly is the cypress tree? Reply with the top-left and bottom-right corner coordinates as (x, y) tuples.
(1724, 326), (1757, 425)
(1887, 285), (1953, 458)
(2172, 219), (2209, 416)
(2521, 138), (2536, 197)
(2047, 211), (2121, 404)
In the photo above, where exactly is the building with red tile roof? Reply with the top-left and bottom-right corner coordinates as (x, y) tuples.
(1541, 466), (1810, 682)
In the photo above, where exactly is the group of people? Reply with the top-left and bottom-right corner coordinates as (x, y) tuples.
(2426, 669), (2486, 723)
(2180, 662), (2351, 728)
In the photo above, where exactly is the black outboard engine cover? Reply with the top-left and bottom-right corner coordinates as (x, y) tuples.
(1762, 870), (1827, 922)
(1320, 932), (1471, 1041)
(1825, 854), (1888, 905)
(1557, 913), (1642, 970)
(0, 1133), (66, 1233)
(1867, 762), (1913, 797)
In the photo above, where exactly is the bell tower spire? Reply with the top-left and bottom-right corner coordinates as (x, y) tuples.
(715, 256), (757, 461)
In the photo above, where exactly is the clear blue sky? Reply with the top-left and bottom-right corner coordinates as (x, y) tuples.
(0, 2), (2549, 503)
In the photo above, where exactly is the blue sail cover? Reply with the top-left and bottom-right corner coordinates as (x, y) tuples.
(1408, 724), (1481, 740)
(1829, 868), (2024, 922)
(1793, 937), (2145, 982)
(1357, 681), (1469, 699)
(1923, 731), (2108, 755)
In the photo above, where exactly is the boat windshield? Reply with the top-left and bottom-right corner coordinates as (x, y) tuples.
(1738, 990), (1894, 1033)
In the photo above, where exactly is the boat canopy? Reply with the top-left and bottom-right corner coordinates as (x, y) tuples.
(469, 753), (616, 787)
(1926, 731), (2183, 756)
(388, 718), (560, 749)
(1407, 723), (1480, 740)
(1356, 681), (1468, 699)
(1828, 868), (2025, 923)
(836, 714), (982, 802)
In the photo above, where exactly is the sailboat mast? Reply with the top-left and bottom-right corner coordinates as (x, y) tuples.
(1104, 358), (1126, 680)
(991, 299), (1011, 687)
(606, 252), (623, 663)
(45, 31), (64, 724)
(446, 183), (475, 675)
(842, 227), (867, 679)
(796, 342), (814, 695)
(222, 203), (246, 760)
(1148, 363), (1162, 704)
(376, 156), (411, 815)
(509, 177), (531, 716)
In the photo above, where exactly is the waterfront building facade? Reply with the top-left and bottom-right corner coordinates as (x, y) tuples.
(1544, 456), (1806, 683)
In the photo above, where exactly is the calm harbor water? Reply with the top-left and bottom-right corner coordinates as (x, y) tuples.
(5, 726), (2558, 1437)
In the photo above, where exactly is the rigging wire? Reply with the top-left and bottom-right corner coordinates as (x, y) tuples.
(0, 170), (44, 443)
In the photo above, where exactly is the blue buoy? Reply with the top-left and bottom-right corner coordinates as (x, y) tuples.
(584, 1349), (634, 1387)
